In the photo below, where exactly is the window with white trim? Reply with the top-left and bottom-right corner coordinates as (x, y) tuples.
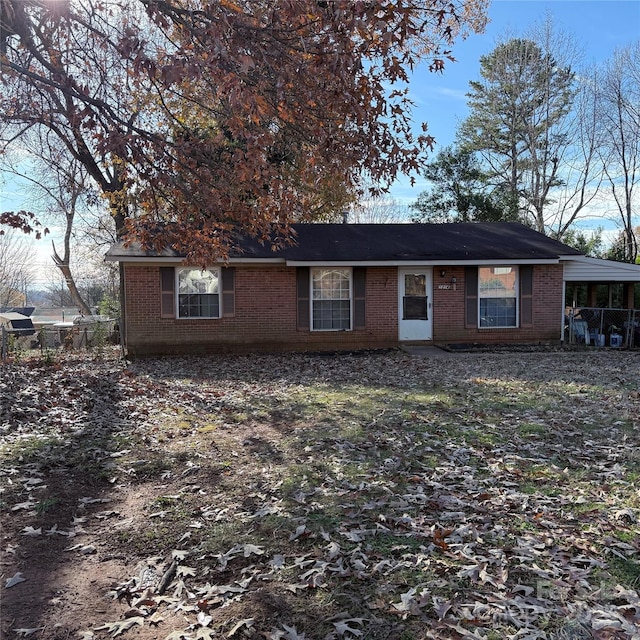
(479, 266), (518, 327)
(177, 267), (220, 318)
(311, 268), (352, 330)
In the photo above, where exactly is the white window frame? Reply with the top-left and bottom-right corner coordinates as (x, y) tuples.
(176, 267), (221, 319)
(478, 265), (519, 328)
(310, 268), (353, 332)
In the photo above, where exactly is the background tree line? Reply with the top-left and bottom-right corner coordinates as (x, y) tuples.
(411, 18), (639, 263)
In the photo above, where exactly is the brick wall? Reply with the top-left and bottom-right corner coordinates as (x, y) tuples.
(123, 263), (564, 355)
(432, 265), (564, 344)
(124, 264), (398, 356)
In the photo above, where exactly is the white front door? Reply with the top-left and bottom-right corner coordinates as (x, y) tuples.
(398, 268), (432, 341)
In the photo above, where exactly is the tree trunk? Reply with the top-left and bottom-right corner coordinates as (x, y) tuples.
(51, 207), (93, 317)
(53, 260), (92, 317)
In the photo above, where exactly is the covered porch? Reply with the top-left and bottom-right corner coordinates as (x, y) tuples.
(562, 255), (640, 348)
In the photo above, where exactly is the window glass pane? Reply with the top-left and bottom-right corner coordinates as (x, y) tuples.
(312, 269), (350, 300)
(178, 294), (220, 318)
(178, 269), (219, 294)
(480, 298), (516, 327)
(177, 268), (219, 318)
(313, 300), (350, 330)
(479, 267), (516, 298)
(311, 269), (351, 330)
(479, 267), (517, 327)
(403, 296), (427, 320)
(404, 274), (426, 296)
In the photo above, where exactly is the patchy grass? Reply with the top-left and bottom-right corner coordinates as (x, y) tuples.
(1, 348), (639, 640)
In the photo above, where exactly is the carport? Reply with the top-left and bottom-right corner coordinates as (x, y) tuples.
(561, 255), (640, 347)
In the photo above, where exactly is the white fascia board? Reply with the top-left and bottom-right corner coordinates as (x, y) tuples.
(285, 259), (560, 267)
(104, 256), (183, 263)
(105, 256), (285, 265)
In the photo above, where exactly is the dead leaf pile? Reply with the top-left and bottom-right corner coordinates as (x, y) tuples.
(1, 348), (639, 639)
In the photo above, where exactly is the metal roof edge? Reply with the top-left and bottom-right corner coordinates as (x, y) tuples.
(561, 255), (640, 270)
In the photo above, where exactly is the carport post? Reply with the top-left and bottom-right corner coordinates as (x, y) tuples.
(623, 283), (635, 309)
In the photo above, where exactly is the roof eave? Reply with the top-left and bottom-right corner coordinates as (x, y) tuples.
(105, 255), (286, 264)
(285, 258), (562, 267)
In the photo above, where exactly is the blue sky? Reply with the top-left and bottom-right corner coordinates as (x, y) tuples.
(390, 0), (640, 203)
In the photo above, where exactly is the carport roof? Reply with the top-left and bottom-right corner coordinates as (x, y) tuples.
(561, 255), (640, 282)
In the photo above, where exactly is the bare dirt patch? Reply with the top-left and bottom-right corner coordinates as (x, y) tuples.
(1, 348), (639, 639)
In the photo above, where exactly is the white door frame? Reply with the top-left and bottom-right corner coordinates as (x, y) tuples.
(398, 267), (433, 341)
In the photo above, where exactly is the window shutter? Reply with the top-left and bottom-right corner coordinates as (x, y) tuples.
(520, 266), (533, 327)
(465, 267), (478, 328)
(353, 267), (366, 329)
(297, 267), (310, 330)
(221, 267), (235, 317)
(160, 267), (175, 318)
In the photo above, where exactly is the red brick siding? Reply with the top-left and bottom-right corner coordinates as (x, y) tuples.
(124, 265), (398, 356)
(124, 263), (564, 355)
(432, 265), (563, 344)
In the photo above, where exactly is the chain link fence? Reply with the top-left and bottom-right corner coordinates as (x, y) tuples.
(566, 307), (639, 348)
(1, 318), (119, 361)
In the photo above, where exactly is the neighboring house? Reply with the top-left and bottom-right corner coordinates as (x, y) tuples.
(105, 222), (640, 356)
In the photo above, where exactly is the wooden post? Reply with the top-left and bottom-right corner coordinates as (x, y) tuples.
(623, 283), (635, 310)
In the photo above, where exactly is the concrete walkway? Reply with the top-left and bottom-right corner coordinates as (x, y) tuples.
(400, 345), (459, 357)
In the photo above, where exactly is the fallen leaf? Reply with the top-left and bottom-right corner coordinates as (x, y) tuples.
(176, 565), (196, 578)
(197, 610), (213, 627)
(333, 618), (364, 636)
(285, 625), (308, 640)
(242, 543), (264, 557)
(148, 612), (164, 627)
(21, 527), (42, 537)
(93, 617), (144, 637)
(11, 500), (35, 511)
(269, 554), (285, 569)
(289, 525), (307, 541)
(65, 544), (97, 554)
(227, 618), (254, 637)
(5, 573), (26, 588)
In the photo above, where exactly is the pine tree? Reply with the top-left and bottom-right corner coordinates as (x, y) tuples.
(459, 38), (575, 233)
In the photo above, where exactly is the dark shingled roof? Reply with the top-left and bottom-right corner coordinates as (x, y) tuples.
(106, 222), (582, 262)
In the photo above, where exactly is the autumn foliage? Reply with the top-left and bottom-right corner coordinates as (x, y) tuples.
(1, 0), (488, 262)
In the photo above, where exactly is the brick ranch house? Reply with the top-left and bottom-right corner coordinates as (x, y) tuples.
(106, 222), (640, 356)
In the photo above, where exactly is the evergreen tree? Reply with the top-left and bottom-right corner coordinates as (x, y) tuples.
(410, 146), (520, 223)
(458, 37), (575, 233)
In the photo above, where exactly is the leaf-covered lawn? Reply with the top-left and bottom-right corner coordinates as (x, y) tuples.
(1, 348), (639, 640)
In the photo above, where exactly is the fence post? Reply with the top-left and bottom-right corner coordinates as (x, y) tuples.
(1, 326), (6, 361)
